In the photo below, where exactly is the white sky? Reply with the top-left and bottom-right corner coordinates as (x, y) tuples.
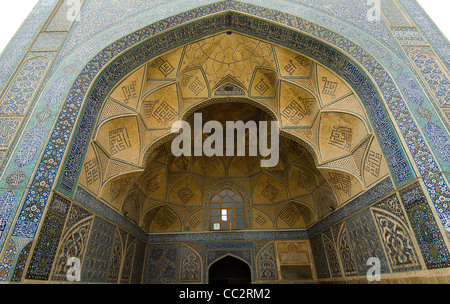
(0, 0), (448, 56)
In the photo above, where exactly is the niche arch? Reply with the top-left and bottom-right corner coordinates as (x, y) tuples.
(207, 254), (253, 284)
(204, 181), (252, 231)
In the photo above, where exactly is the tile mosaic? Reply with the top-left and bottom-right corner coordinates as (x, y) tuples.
(0, 56), (50, 116)
(400, 183), (450, 269)
(0, 0), (57, 92)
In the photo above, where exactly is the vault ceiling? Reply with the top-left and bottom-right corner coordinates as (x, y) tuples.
(77, 31), (390, 233)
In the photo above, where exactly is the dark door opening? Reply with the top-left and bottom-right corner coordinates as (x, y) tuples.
(208, 256), (251, 284)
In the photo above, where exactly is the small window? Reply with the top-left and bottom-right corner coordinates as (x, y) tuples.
(221, 209), (228, 221)
(210, 188), (245, 231)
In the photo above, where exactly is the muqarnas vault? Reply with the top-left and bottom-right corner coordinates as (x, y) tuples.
(0, 0), (449, 284)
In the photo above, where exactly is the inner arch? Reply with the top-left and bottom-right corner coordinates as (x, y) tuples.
(111, 101), (340, 233)
(71, 28), (397, 235)
(208, 255), (252, 284)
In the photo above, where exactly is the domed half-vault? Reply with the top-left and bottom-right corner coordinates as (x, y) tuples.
(77, 32), (389, 234)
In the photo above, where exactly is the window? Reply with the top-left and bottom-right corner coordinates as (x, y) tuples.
(210, 188), (245, 231)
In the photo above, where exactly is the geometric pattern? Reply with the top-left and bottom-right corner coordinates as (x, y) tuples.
(279, 203), (301, 227)
(309, 234), (330, 279)
(57, 12), (413, 202)
(335, 223), (358, 276)
(47, 13), (416, 224)
(120, 236), (136, 284)
(322, 231), (342, 278)
(345, 208), (390, 275)
(81, 217), (116, 283)
(106, 228), (125, 283)
(154, 206), (177, 230)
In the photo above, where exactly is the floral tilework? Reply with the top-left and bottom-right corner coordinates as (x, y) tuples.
(10, 241), (33, 282)
(397, 73), (425, 106)
(0, 57), (50, 115)
(308, 177), (395, 237)
(0, 191), (18, 243)
(143, 243), (181, 284)
(180, 244), (202, 283)
(322, 230), (342, 278)
(256, 242), (278, 281)
(0, 0), (55, 92)
(120, 236), (137, 283)
(335, 223), (358, 277)
(425, 122), (450, 163)
(410, 50), (450, 106)
(0, 118), (21, 149)
(371, 195), (422, 272)
(398, 0), (450, 67)
(106, 228), (127, 283)
(25, 194), (71, 280)
(74, 187), (147, 240)
(399, 183), (450, 269)
(0, 239), (17, 281)
(50, 204), (94, 281)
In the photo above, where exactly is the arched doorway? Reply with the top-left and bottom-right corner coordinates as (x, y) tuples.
(209, 256), (252, 284)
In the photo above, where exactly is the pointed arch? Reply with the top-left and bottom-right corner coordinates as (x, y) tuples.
(207, 254), (252, 284)
(54, 13), (414, 203)
(141, 204), (181, 233)
(204, 180), (251, 231)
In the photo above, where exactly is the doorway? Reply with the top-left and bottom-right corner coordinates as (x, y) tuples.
(208, 256), (252, 284)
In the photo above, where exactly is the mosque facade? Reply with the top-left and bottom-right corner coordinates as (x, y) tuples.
(0, 0), (449, 284)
